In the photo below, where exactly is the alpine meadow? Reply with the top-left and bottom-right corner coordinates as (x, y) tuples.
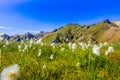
(0, 20), (120, 80)
(0, 0), (120, 80)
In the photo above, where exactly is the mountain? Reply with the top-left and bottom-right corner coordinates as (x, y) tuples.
(0, 33), (10, 41)
(42, 19), (120, 43)
(0, 32), (44, 42)
(0, 20), (120, 43)
(10, 32), (44, 42)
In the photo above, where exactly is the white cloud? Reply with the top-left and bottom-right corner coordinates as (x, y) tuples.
(0, 0), (30, 7)
(0, 26), (11, 29)
(0, 26), (6, 29)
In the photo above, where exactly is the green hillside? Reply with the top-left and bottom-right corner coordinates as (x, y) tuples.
(43, 20), (119, 43)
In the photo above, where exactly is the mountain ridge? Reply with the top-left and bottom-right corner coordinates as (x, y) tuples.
(0, 19), (120, 43)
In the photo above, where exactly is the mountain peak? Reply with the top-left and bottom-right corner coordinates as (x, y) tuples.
(102, 19), (111, 24)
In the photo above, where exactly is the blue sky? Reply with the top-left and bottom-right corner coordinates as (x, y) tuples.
(0, 0), (120, 35)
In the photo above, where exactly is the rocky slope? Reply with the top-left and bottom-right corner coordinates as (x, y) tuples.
(42, 19), (120, 43)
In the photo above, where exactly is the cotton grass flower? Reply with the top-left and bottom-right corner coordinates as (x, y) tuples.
(36, 38), (42, 44)
(108, 46), (114, 53)
(50, 54), (54, 60)
(0, 64), (20, 80)
(105, 46), (114, 55)
(71, 43), (77, 50)
(29, 39), (34, 45)
(42, 64), (47, 69)
(92, 45), (101, 56)
(103, 42), (108, 46)
(76, 62), (80, 67)
(18, 45), (22, 52)
(38, 49), (42, 57)
(61, 47), (65, 51)
(99, 43), (103, 48)
(5, 41), (9, 45)
(105, 51), (109, 55)
(3, 45), (6, 47)
(68, 43), (72, 49)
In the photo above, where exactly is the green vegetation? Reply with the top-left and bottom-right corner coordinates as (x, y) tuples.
(0, 42), (120, 80)
(43, 22), (119, 43)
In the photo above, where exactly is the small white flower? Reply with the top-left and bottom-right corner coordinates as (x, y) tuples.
(51, 43), (55, 46)
(42, 65), (47, 69)
(105, 51), (109, 55)
(50, 54), (54, 60)
(38, 49), (42, 57)
(3, 45), (6, 47)
(24, 44), (28, 50)
(76, 62), (80, 67)
(61, 47), (65, 51)
(105, 46), (114, 55)
(99, 43), (103, 48)
(103, 42), (108, 46)
(22, 49), (25, 52)
(92, 45), (101, 56)
(6, 41), (9, 45)
(41, 43), (44, 46)
(68, 43), (72, 49)
(21, 40), (24, 43)
(29, 39), (34, 45)
(108, 46), (114, 53)
(52, 46), (55, 49)
(18, 45), (22, 51)
(36, 38), (42, 44)
(0, 64), (20, 80)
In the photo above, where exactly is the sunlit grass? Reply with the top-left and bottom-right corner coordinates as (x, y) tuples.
(0, 42), (120, 80)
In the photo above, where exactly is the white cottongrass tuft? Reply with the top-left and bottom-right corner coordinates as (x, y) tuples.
(99, 42), (103, 48)
(38, 49), (42, 57)
(92, 45), (101, 56)
(24, 44), (28, 50)
(68, 43), (72, 49)
(71, 43), (77, 50)
(3, 45), (6, 47)
(51, 43), (55, 46)
(18, 45), (22, 52)
(50, 54), (54, 60)
(103, 42), (108, 46)
(108, 46), (114, 53)
(105, 46), (114, 55)
(0, 64), (20, 80)
(36, 38), (43, 44)
(42, 64), (47, 69)
(76, 62), (80, 67)
(61, 47), (65, 51)
(29, 39), (34, 45)
(105, 51), (109, 55)
(6, 41), (9, 45)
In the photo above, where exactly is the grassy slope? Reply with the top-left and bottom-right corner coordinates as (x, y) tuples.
(0, 42), (120, 80)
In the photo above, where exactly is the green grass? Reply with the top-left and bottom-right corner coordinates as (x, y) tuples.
(0, 42), (120, 80)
